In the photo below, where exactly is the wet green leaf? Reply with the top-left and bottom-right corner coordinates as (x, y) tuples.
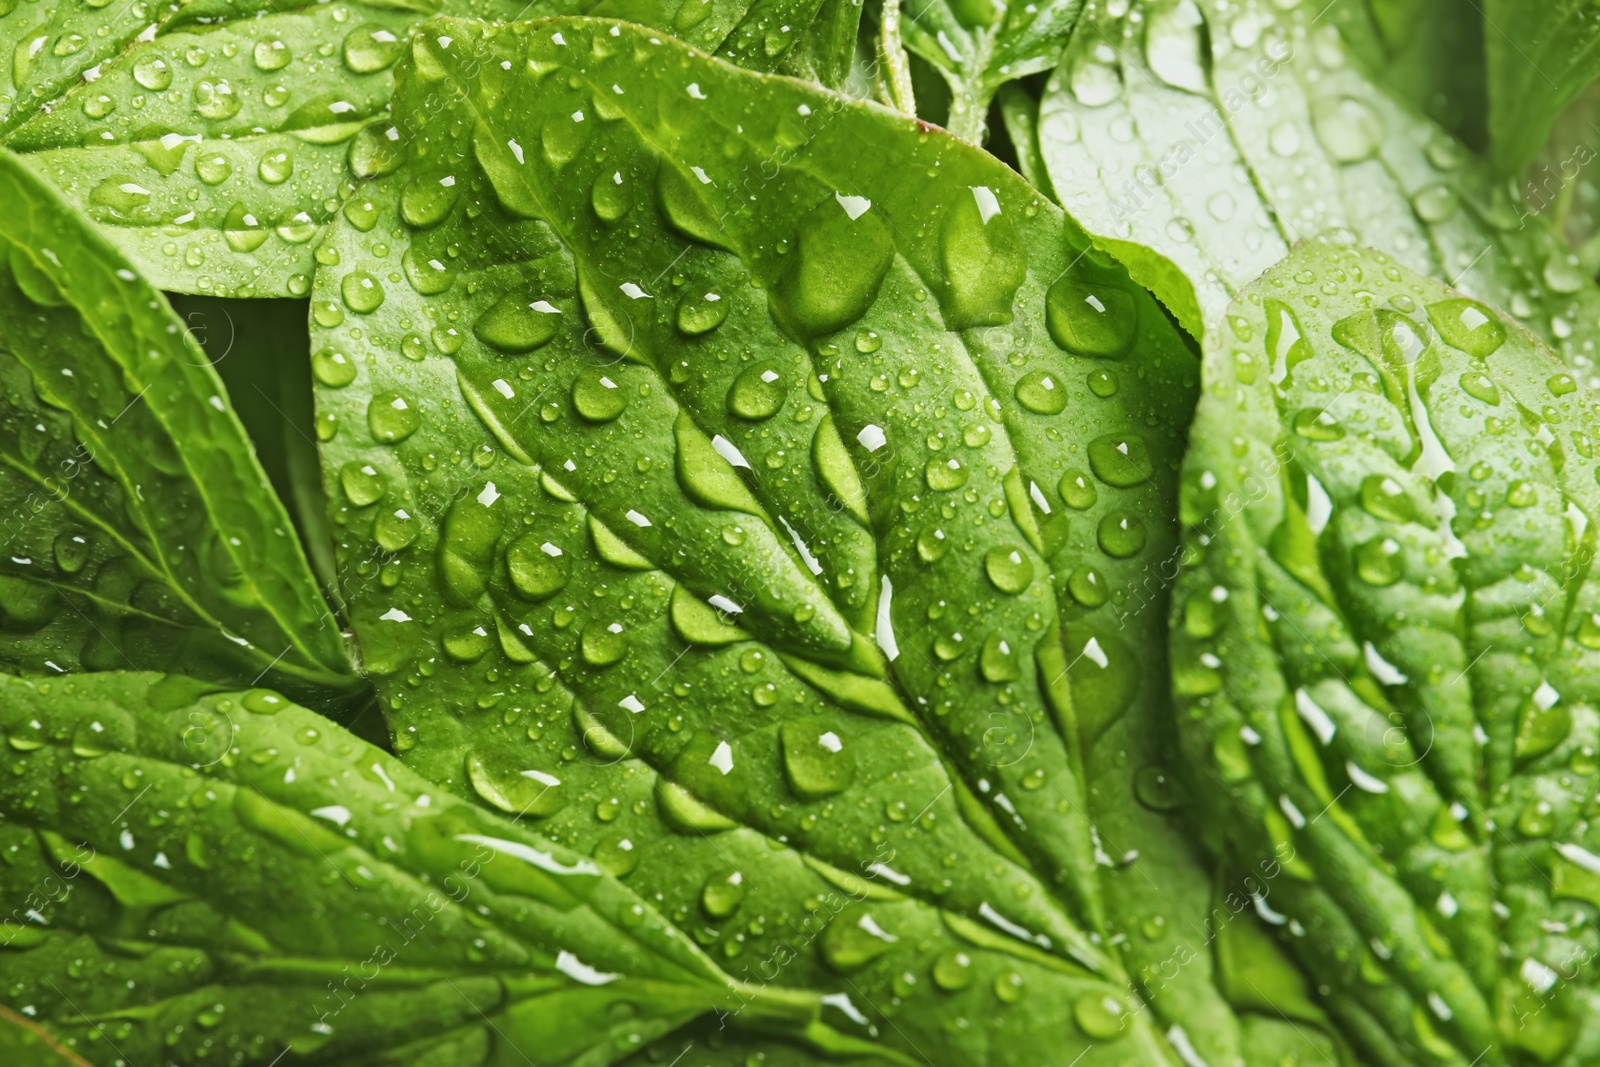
(0, 149), (354, 700)
(1172, 238), (1600, 1067)
(891, 0), (1084, 142)
(306, 17), (1349, 1067)
(1485, 0), (1600, 173)
(0, 671), (862, 1067)
(1036, 0), (1600, 367)
(3, 0), (866, 299)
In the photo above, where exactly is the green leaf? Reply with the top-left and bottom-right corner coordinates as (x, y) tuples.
(1171, 238), (1600, 1066)
(893, 0), (1085, 141)
(308, 16), (1350, 1066)
(3, 0), (864, 299)
(1485, 0), (1600, 173)
(0, 670), (857, 1066)
(1037, 0), (1600, 366)
(0, 1006), (90, 1067)
(0, 149), (354, 700)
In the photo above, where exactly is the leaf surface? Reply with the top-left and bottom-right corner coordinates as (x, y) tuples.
(0, 149), (354, 700)
(1036, 0), (1600, 370)
(310, 16), (1351, 1066)
(1171, 238), (1600, 1066)
(1484, 0), (1600, 173)
(0, 670), (860, 1067)
(893, 0), (1084, 141)
(3, 0), (859, 298)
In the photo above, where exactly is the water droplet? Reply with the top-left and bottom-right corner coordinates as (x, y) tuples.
(925, 457), (969, 492)
(1046, 273), (1137, 358)
(253, 38), (290, 71)
(474, 294), (558, 353)
(367, 392), (419, 444)
(341, 271), (385, 313)
(1068, 565), (1108, 607)
(1459, 371), (1500, 405)
(1359, 475), (1414, 522)
(339, 462), (386, 506)
(311, 346), (356, 387)
(572, 367), (627, 422)
(938, 187), (1026, 328)
(134, 55), (172, 90)
(219, 202), (268, 252)
(542, 113), (589, 167)
(1015, 369), (1067, 414)
(467, 756), (566, 816)
(193, 80), (241, 120)
(770, 197), (894, 339)
(1097, 511), (1146, 558)
(257, 148), (293, 184)
(1425, 298), (1504, 357)
(1059, 469), (1097, 510)
(1412, 184), (1458, 222)
(1143, 0), (1207, 94)
(1073, 992), (1127, 1040)
(821, 905), (895, 971)
(343, 26), (401, 72)
(195, 152), (231, 185)
(507, 535), (570, 599)
(677, 290), (727, 335)
(1354, 537), (1403, 586)
(980, 632), (1020, 682)
(1310, 96), (1384, 163)
(592, 170), (631, 222)
(781, 719), (853, 799)
(1292, 407), (1345, 441)
(1087, 433), (1152, 487)
(926, 949), (973, 991)
(984, 546), (1034, 594)
(728, 363), (786, 420)
(1133, 766), (1181, 810)
(701, 870), (746, 917)
(400, 173), (458, 228)
(580, 620), (627, 665)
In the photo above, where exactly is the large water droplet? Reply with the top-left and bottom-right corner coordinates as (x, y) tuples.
(367, 393), (419, 444)
(1143, 0), (1207, 94)
(939, 186), (1026, 328)
(1310, 96), (1384, 163)
(1097, 511), (1147, 557)
(401, 173), (459, 229)
(701, 870), (746, 917)
(1354, 536), (1403, 586)
(1088, 433), (1153, 487)
(507, 534), (569, 599)
(770, 196), (894, 339)
(728, 363), (786, 420)
(781, 719), (854, 799)
(1015, 369), (1067, 414)
(592, 170), (630, 222)
(341, 271), (385, 313)
(984, 546), (1034, 594)
(343, 26), (402, 73)
(1425, 298), (1504, 357)
(474, 294), (558, 353)
(1046, 272), (1137, 358)
(571, 367), (627, 422)
(467, 756), (566, 816)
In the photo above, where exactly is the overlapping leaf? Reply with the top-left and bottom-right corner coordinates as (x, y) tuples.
(1484, 0), (1600, 173)
(1, 0), (863, 299)
(0, 671), (870, 1066)
(1171, 239), (1600, 1066)
(888, 0), (1083, 141)
(0, 150), (354, 701)
(1035, 0), (1600, 373)
(308, 15), (1359, 1066)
